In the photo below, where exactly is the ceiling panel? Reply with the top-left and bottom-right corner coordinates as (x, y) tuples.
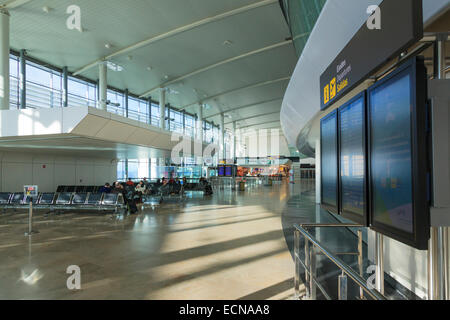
(5, 0), (296, 136)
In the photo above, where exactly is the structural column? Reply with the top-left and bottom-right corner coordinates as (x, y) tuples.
(124, 89), (129, 118)
(98, 62), (107, 110)
(159, 88), (166, 130)
(0, 9), (10, 110)
(19, 49), (26, 109)
(219, 113), (225, 161)
(232, 121), (237, 162)
(197, 103), (203, 142)
(63, 66), (68, 107)
(315, 139), (321, 204)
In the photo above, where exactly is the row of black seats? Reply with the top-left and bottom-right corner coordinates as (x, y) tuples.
(56, 186), (104, 193)
(0, 192), (124, 207)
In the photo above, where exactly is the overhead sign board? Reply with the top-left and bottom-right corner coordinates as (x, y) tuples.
(320, 0), (423, 110)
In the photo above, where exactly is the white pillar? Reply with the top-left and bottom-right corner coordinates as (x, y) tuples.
(315, 139), (321, 204)
(197, 103), (203, 142)
(219, 113), (225, 161)
(232, 121), (237, 162)
(0, 9), (10, 110)
(159, 88), (166, 129)
(98, 62), (107, 110)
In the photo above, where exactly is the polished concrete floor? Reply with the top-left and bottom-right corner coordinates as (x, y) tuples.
(0, 180), (315, 300)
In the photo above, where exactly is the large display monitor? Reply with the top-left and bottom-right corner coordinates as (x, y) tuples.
(321, 110), (339, 214)
(368, 56), (429, 250)
(218, 166), (225, 177)
(338, 92), (368, 225)
(225, 166), (233, 177)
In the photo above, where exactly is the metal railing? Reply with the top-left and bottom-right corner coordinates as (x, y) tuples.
(294, 223), (386, 300)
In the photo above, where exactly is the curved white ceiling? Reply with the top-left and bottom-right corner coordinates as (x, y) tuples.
(281, 0), (450, 149)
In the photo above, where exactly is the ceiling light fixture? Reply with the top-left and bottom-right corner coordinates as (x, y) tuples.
(146, 66), (153, 71)
(105, 43), (112, 49)
(42, 6), (51, 13)
(223, 40), (233, 46)
(106, 61), (124, 72)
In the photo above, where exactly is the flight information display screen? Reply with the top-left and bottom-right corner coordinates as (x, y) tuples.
(321, 110), (338, 213)
(339, 93), (367, 224)
(369, 71), (414, 234)
(225, 166), (232, 177)
(218, 166), (225, 177)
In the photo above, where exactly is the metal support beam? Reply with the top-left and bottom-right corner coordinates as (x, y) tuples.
(159, 89), (166, 129)
(147, 96), (152, 125)
(179, 76), (290, 110)
(19, 49), (26, 109)
(0, 9), (10, 110)
(73, 0), (278, 76)
(98, 63), (107, 110)
(62, 66), (68, 107)
(0, 0), (34, 9)
(124, 89), (129, 118)
(205, 97), (282, 119)
(139, 40), (292, 97)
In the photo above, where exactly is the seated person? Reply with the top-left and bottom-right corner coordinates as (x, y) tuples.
(111, 182), (124, 194)
(99, 183), (112, 193)
(126, 178), (135, 187)
(135, 181), (146, 194)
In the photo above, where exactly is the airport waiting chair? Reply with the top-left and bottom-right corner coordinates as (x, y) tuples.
(71, 193), (88, 205)
(39, 193), (56, 205)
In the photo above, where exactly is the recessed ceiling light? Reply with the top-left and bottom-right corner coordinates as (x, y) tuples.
(146, 66), (152, 71)
(164, 75), (169, 80)
(105, 43), (112, 49)
(42, 6), (51, 13)
(223, 40), (233, 46)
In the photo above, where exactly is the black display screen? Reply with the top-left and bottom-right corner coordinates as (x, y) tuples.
(368, 57), (429, 249)
(370, 72), (414, 233)
(339, 93), (367, 224)
(321, 110), (339, 213)
(218, 166), (225, 177)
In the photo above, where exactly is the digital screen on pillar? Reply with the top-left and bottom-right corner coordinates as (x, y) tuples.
(320, 110), (339, 214)
(368, 57), (429, 250)
(225, 166), (233, 177)
(338, 92), (368, 225)
(218, 166), (225, 177)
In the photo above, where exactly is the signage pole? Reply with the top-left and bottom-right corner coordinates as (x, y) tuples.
(375, 232), (384, 295)
(436, 34), (448, 300)
(25, 199), (38, 236)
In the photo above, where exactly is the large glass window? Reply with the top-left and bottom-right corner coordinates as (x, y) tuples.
(9, 55), (19, 109)
(107, 89), (125, 115)
(68, 76), (96, 108)
(281, 0), (326, 57)
(151, 103), (160, 127)
(128, 96), (149, 123)
(184, 114), (195, 137)
(170, 108), (183, 133)
(26, 61), (63, 109)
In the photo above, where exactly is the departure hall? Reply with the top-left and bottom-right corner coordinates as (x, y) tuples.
(0, 0), (449, 305)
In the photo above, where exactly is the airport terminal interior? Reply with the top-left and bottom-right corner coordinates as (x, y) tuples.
(0, 0), (449, 302)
